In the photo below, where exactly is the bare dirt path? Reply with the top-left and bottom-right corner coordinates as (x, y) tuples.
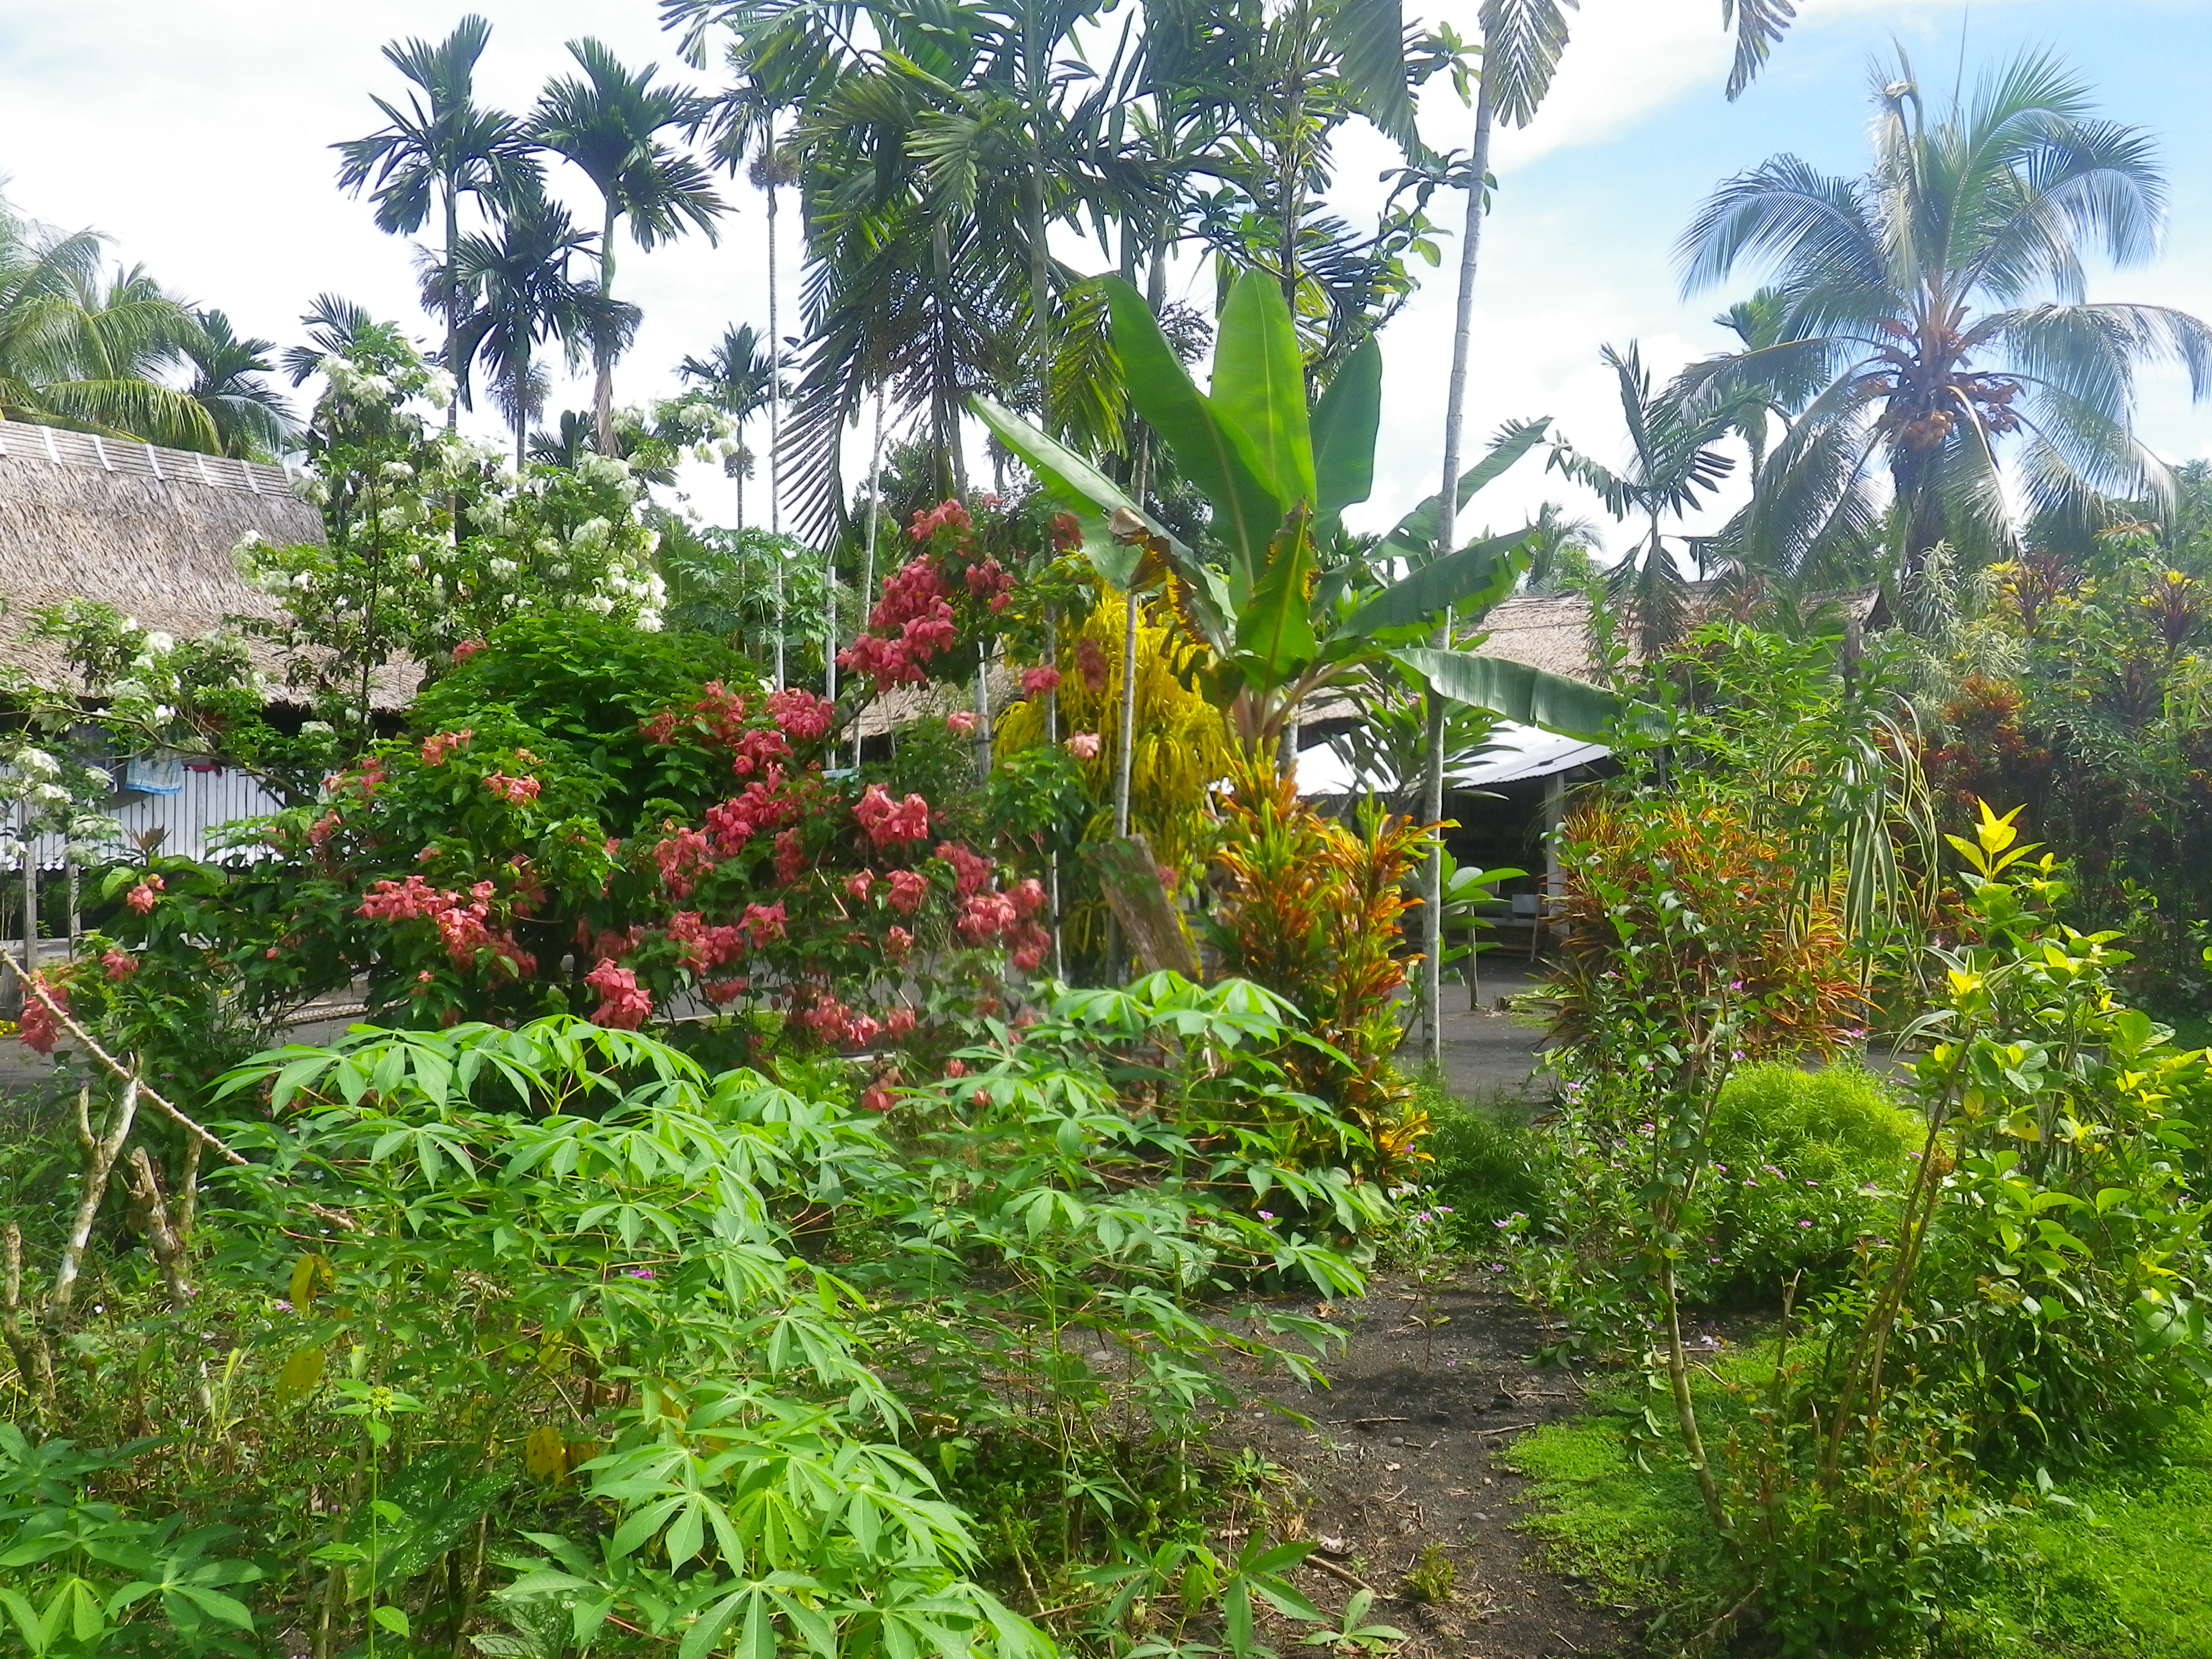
(1218, 1273), (1634, 1658)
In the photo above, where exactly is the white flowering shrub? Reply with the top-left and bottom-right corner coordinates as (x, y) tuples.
(231, 323), (671, 725)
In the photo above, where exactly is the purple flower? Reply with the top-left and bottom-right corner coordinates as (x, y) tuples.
(1258, 1210), (1275, 1221)
(1797, 1220), (1813, 1228)
(624, 1267), (656, 1280)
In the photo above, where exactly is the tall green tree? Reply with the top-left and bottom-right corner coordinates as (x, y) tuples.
(530, 39), (727, 453)
(679, 322), (776, 527)
(181, 310), (299, 460)
(1676, 49), (2212, 584)
(334, 14), (535, 429)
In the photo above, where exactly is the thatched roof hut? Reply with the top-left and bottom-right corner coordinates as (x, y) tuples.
(0, 421), (415, 708)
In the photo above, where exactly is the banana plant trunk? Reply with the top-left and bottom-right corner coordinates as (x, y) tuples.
(1424, 61), (1498, 1066)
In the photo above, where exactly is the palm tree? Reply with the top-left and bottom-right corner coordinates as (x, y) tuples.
(335, 14), (535, 428)
(1676, 49), (2212, 584)
(0, 210), (216, 450)
(181, 310), (299, 459)
(679, 322), (775, 527)
(1522, 501), (1603, 592)
(446, 181), (634, 468)
(1551, 342), (1736, 654)
(281, 294), (377, 388)
(530, 39), (727, 453)
(1416, 0), (1798, 1067)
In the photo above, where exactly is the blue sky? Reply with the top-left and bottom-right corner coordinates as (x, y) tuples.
(3, 0), (2210, 547)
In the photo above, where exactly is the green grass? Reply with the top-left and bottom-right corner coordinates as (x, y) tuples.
(1959, 1407), (2212, 1659)
(1499, 1357), (2212, 1657)
(1405, 1071), (1546, 1231)
(1499, 1369), (1738, 1608)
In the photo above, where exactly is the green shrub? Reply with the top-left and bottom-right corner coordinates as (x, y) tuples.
(1409, 1077), (1545, 1237)
(1699, 1061), (1923, 1301)
(1712, 1060), (1922, 1176)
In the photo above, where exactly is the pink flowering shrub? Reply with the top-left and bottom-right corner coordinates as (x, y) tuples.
(50, 613), (1053, 1087)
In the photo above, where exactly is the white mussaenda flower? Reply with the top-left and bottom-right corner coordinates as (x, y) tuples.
(143, 631), (174, 656)
(404, 552), (422, 571)
(640, 529), (662, 557)
(17, 748), (60, 778)
(34, 783), (70, 805)
(635, 610), (664, 633)
(292, 571), (316, 589)
(380, 461), (416, 482)
(301, 721), (333, 736)
(489, 557), (519, 577)
(420, 368), (457, 406)
(570, 516), (612, 550)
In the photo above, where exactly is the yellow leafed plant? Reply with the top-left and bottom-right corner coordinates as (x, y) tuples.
(995, 597), (1234, 953)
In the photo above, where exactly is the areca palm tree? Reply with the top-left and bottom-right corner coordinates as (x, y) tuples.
(679, 322), (775, 526)
(335, 14), (535, 428)
(530, 39), (727, 453)
(1677, 50), (2212, 584)
(0, 210), (216, 450)
(281, 294), (377, 388)
(181, 310), (299, 460)
(1551, 342), (1736, 654)
(447, 181), (634, 468)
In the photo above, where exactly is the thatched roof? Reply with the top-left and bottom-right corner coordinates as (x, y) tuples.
(0, 421), (416, 710)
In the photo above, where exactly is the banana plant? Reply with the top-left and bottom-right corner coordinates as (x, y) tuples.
(975, 269), (1616, 759)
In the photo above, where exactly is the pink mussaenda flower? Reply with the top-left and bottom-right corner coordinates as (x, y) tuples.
(1020, 664), (1062, 697)
(886, 869), (930, 915)
(125, 874), (165, 914)
(585, 959), (653, 1030)
(946, 709), (977, 735)
(420, 729), (472, 766)
(1068, 731), (1102, 760)
(451, 638), (488, 663)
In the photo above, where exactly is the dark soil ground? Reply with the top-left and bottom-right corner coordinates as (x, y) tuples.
(1213, 1271), (1635, 1659)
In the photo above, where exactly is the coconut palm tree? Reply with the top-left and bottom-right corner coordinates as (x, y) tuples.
(1676, 49), (2212, 585)
(335, 14), (536, 428)
(0, 209), (216, 450)
(446, 181), (635, 468)
(1550, 342), (1737, 655)
(679, 322), (775, 527)
(529, 39), (727, 453)
(181, 310), (299, 460)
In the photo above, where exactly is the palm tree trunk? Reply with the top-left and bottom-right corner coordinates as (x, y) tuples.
(443, 185), (461, 432)
(1113, 239), (1166, 843)
(854, 390), (885, 770)
(734, 416), (745, 530)
(767, 127), (786, 691)
(594, 201), (619, 455)
(1423, 59), (1498, 1066)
